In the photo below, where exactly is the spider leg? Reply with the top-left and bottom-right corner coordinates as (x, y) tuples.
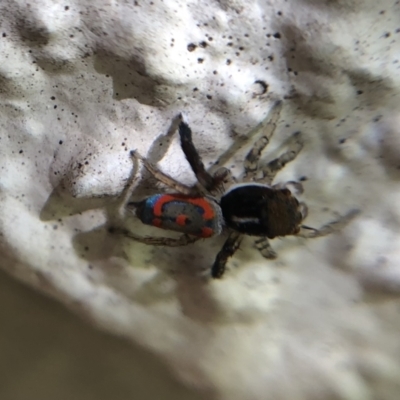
(110, 153), (141, 222)
(210, 166), (238, 195)
(211, 231), (243, 278)
(272, 181), (304, 195)
(244, 101), (283, 181)
(179, 114), (221, 192)
(254, 237), (277, 259)
(109, 227), (201, 247)
(257, 131), (304, 185)
(299, 202), (308, 220)
(131, 150), (201, 196)
(297, 209), (360, 238)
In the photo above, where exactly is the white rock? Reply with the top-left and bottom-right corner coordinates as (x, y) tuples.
(1, 0), (400, 398)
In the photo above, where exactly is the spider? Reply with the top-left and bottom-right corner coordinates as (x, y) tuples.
(112, 101), (357, 278)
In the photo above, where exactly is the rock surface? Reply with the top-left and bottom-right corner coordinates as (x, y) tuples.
(1, 0), (400, 398)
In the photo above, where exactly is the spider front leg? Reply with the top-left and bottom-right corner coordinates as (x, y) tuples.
(244, 101), (283, 181)
(211, 231), (243, 278)
(258, 131), (304, 185)
(297, 209), (360, 239)
(272, 181), (304, 195)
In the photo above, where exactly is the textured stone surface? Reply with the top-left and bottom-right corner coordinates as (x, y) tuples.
(0, 269), (205, 400)
(1, 0), (400, 398)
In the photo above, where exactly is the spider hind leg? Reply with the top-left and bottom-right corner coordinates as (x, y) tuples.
(109, 226), (201, 247)
(131, 150), (200, 196)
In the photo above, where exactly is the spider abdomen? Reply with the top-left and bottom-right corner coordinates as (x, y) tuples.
(220, 184), (303, 238)
(133, 194), (224, 238)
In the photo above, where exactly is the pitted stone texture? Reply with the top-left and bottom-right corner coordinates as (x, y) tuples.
(1, 1), (400, 399)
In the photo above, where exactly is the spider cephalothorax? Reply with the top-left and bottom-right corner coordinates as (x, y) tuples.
(220, 184), (304, 238)
(112, 102), (356, 278)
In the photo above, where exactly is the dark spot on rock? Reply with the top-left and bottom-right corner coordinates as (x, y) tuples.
(197, 58), (204, 63)
(187, 43), (196, 52)
(273, 32), (281, 39)
(199, 41), (207, 48)
(254, 80), (268, 94)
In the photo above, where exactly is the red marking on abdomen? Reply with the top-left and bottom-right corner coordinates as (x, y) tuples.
(152, 218), (162, 227)
(201, 227), (214, 238)
(176, 214), (188, 226)
(187, 198), (215, 220)
(153, 194), (215, 220)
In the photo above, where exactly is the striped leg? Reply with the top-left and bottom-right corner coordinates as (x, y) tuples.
(131, 150), (201, 196)
(244, 101), (283, 181)
(211, 231), (243, 278)
(257, 131), (303, 184)
(254, 237), (277, 259)
(109, 227), (201, 246)
(178, 114), (221, 192)
(297, 209), (360, 238)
